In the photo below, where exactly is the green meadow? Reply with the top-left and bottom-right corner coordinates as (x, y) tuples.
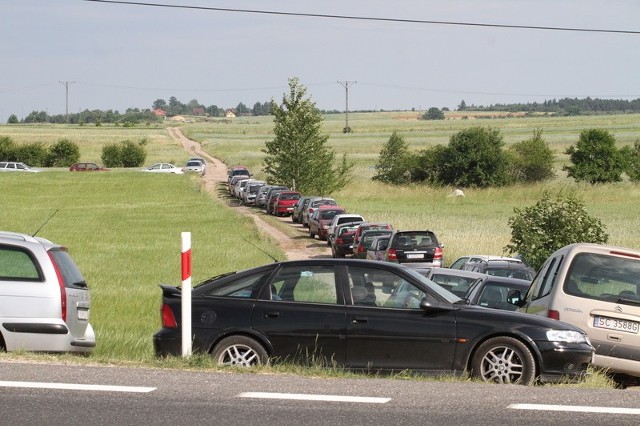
(1, 111), (640, 370)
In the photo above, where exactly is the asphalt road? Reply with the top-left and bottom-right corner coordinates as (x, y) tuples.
(1, 362), (639, 426)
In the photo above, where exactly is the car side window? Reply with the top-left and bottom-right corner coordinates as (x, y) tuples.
(0, 246), (42, 281)
(204, 271), (272, 298)
(271, 265), (338, 304)
(529, 255), (563, 300)
(347, 266), (432, 309)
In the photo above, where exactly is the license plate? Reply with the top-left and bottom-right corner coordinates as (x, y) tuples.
(287, 207), (293, 211)
(77, 309), (89, 321)
(593, 316), (639, 334)
(406, 253), (424, 259)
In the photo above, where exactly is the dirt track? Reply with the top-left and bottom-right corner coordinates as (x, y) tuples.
(168, 127), (330, 261)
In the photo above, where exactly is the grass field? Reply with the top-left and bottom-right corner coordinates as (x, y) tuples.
(1, 112), (639, 386)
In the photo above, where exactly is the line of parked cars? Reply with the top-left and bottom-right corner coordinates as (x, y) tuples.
(154, 167), (640, 386)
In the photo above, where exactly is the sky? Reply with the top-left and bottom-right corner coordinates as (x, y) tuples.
(2, 0), (639, 120)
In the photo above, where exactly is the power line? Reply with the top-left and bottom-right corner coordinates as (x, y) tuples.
(82, 0), (640, 35)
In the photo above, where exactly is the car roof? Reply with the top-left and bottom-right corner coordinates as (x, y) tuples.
(429, 268), (486, 279)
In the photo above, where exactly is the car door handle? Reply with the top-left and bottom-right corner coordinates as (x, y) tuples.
(351, 317), (368, 324)
(265, 311), (280, 319)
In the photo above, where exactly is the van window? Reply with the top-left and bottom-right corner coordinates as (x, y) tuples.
(564, 252), (640, 304)
(537, 255), (564, 299)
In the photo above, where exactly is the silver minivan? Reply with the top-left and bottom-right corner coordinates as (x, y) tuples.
(515, 243), (640, 385)
(0, 231), (96, 353)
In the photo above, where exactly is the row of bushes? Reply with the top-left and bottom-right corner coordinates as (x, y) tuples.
(0, 136), (147, 168)
(373, 127), (640, 187)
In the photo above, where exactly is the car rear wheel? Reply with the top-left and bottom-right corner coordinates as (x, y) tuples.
(211, 336), (268, 367)
(471, 336), (536, 385)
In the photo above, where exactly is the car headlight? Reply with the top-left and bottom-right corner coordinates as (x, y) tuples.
(546, 329), (589, 344)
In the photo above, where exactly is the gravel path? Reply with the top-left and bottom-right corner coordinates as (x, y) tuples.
(168, 127), (330, 261)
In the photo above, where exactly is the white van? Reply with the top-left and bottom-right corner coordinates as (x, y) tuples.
(514, 243), (640, 386)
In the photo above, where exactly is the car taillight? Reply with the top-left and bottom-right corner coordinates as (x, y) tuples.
(388, 248), (397, 260)
(434, 246), (443, 260)
(48, 252), (67, 322)
(548, 310), (560, 320)
(161, 304), (178, 328)
(358, 244), (365, 253)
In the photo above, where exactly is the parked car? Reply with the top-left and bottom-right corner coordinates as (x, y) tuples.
(327, 214), (365, 246)
(227, 166), (250, 182)
(265, 188), (289, 215)
(450, 255), (522, 270)
(143, 163), (183, 174)
(228, 175), (250, 195)
(308, 205), (347, 240)
(0, 231), (96, 353)
(272, 191), (302, 216)
(383, 230), (444, 267)
(366, 235), (391, 261)
(353, 222), (394, 249)
(462, 259), (535, 281)
(417, 268), (485, 297)
(233, 178), (255, 199)
(354, 229), (393, 259)
(291, 196), (314, 223)
(512, 243), (640, 387)
(255, 185), (276, 208)
(183, 159), (205, 176)
(0, 161), (41, 173)
(464, 276), (532, 311)
(153, 258), (593, 385)
(69, 162), (110, 172)
(302, 197), (337, 227)
(330, 223), (360, 258)
(242, 181), (266, 205)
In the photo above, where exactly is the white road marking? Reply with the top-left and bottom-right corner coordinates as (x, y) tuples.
(509, 403), (640, 415)
(238, 392), (390, 404)
(0, 381), (156, 393)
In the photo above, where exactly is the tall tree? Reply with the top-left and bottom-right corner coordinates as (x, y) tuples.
(372, 131), (411, 184)
(263, 77), (353, 195)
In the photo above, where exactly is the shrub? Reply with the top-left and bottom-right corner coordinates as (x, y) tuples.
(0, 136), (17, 161)
(563, 129), (624, 184)
(438, 126), (509, 188)
(622, 139), (640, 182)
(45, 139), (80, 167)
(507, 129), (556, 183)
(504, 191), (609, 270)
(101, 139), (147, 168)
(14, 142), (48, 166)
(421, 107), (445, 120)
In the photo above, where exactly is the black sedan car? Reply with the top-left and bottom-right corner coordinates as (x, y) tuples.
(153, 259), (593, 385)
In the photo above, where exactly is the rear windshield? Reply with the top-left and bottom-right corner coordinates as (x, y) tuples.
(564, 252), (640, 305)
(280, 193), (301, 200)
(49, 249), (86, 288)
(392, 232), (438, 248)
(312, 199), (337, 208)
(320, 210), (344, 220)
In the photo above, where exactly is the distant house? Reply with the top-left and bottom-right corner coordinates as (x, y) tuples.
(225, 109), (236, 118)
(192, 107), (205, 116)
(153, 108), (167, 117)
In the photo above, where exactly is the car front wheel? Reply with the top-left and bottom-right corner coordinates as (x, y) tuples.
(211, 336), (268, 367)
(471, 336), (536, 385)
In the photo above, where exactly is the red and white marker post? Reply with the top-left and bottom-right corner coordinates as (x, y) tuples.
(181, 232), (192, 357)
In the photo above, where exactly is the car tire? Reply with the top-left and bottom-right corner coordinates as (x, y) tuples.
(471, 336), (536, 385)
(211, 336), (268, 367)
(309, 229), (315, 239)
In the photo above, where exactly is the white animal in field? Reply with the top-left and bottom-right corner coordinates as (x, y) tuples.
(449, 189), (465, 197)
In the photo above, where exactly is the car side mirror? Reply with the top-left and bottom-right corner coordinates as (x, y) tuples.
(507, 289), (525, 307)
(419, 298), (454, 313)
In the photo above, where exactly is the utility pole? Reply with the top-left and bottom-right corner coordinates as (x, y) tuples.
(59, 81), (76, 120)
(337, 81), (356, 133)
